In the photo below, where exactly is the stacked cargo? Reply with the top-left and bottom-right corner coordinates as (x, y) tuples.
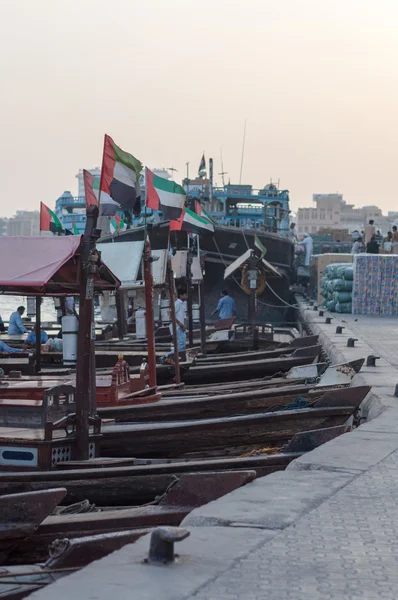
(320, 263), (353, 313)
(313, 254), (353, 304)
(352, 254), (398, 315)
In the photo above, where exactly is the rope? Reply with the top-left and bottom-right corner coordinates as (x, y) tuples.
(57, 499), (99, 514)
(142, 475), (180, 506)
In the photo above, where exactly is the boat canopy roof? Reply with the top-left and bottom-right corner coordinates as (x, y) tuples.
(224, 249), (281, 280)
(0, 236), (120, 295)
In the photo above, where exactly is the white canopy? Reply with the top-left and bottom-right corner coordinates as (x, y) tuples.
(224, 249), (281, 280)
(99, 241), (168, 289)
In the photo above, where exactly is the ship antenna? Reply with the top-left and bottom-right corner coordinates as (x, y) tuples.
(219, 147), (228, 187)
(239, 120), (247, 185)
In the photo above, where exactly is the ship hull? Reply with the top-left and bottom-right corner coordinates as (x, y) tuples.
(100, 223), (295, 324)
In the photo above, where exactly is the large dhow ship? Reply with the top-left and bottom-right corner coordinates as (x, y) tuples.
(99, 175), (295, 324)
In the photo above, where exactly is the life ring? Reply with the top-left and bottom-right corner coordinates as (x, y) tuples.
(241, 265), (267, 296)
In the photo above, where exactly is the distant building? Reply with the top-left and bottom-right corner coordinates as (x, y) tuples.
(76, 168), (101, 198)
(0, 218), (8, 236)
(297, 194), (392, 236)
(7, 211), (39, 236)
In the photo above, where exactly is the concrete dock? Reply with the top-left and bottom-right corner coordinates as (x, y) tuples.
(31, 304), (398, 600)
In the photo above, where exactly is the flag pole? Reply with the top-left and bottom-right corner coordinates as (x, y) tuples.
(197, 236), (207, 356)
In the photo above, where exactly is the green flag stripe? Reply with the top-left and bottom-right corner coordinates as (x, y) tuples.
(112, 141), (142, 176)
(185, 207), (212, 226)
(153, 174), (185, 196)
(48, 208), (63, 230)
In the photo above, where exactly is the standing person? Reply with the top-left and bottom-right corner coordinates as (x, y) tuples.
(366, 236), (379, 254)
(383, 231), (393, 253)
(301, 233), (313, 266)
(8, 306), (28, 335)
(364, 220), (376, 244)
(392, 226), (398, 254)
(212, 290), (237, 320)
(162, 290), (188, 364)
(0, 315), (5, 333)
(351, 236), (364, 254)
(288, 223), (297, 243)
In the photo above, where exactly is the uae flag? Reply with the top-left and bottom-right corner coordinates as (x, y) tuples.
(146, 168), (185, 219)
(83, 169), (99, 208)
(110, 215), (127, 234)
(170, 204), (215, 236)
(99, 134), (142, 217)
(40, 202), (63, 234)
(198, 153), (206, 174)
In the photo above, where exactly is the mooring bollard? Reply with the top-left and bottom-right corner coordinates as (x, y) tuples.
(145, 527), (190, 565)
(335, 326), (345, 334)
(325, 317), (332, 324)
(394, 384), (398, 398)
(319, 310), (324, 317)
(366, 355), (380, 367)
(313, 305), (318, 311)
(347, 338), (357, 347)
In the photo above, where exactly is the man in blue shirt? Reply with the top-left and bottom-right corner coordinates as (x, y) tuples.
(212, 290), (236, 320)
(8, 306), (28, 335)
(25, 330), (49, 345)
(0, 340), (23, 353)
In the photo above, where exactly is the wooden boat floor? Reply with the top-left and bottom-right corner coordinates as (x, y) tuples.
(101, 406), (351, 434)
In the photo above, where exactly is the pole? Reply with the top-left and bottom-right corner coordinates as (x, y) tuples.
(35, 296), (41, 373)
(167, 265), (181, 385)
(75, 204), (99, 461)
(198, 281), (206, 356)
(209, 158), (214, 212)
(115, 291), (127, 339)
(143, 239), (157, 389)
(239, 120), (247, 185)
(247, 252), (257, 348)
(89, 302), (97, 416)
(186, 235), (194, 347)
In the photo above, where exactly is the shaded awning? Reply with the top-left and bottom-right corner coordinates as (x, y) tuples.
(0, 236), (120, 295)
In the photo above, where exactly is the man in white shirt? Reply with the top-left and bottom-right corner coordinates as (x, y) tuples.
(364, 220), (376, 244)
(163, 290), (188, 363)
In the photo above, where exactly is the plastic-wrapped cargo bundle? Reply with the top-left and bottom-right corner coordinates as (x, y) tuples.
(353, 254), (398, 315)
(335, 302), (352, 314)
(321, 262), (353, 312)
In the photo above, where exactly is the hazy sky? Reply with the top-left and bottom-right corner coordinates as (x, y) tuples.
(1, 0), (398, 217)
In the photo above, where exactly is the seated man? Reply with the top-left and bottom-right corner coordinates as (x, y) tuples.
(8, 306), (28, 335)
(25, 329), (49, 345)
(0, 340), (24, 354)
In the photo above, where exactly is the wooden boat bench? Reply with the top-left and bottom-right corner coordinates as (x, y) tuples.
(0, 353), (36, 375)
(0, 384), (76, 429)
(0, 393), (101, 470)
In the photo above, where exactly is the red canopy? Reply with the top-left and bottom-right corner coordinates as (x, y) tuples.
(0, 236), (119, 295)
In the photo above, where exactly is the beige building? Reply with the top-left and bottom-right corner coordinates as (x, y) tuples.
(297, 195), (392, 236)
(7, 211), (40, 236)
(297, 194), (342, 235)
